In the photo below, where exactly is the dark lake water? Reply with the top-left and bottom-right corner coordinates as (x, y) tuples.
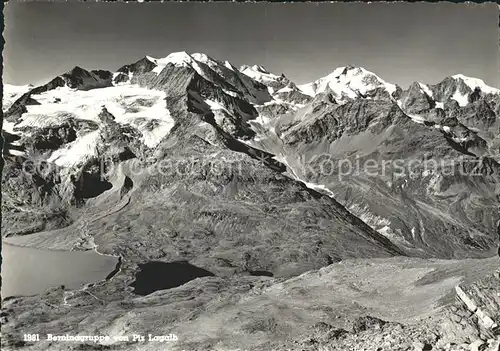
(130, 261), (214, 296)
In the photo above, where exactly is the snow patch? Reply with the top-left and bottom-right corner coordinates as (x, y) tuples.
(130, 119), (175, 148)
(224, 61), (235, 71)
(451, 136), (471, 143)
(452, 89), (469, 107)
(260, 98), (304, 110)
(275, 86), (293, 94)
(222, 89), (239, 98)
(350, 203), (391, 228)
(418, 83), (433, 98)
(433, 124), (452, 133)
(2, 120), (16, 134)
(273, 154), (336, 197)
(205, 99), (227, 112)
(297, 83), (316, 97)
(426, 173), (443, 195)
(48, 130), (100, 167)
(397, 100), (425, 124)
(303, 181), (336, 197)
(190, 52), (211, 63)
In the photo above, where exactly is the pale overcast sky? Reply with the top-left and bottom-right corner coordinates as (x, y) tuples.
(3, 2), (498, 88)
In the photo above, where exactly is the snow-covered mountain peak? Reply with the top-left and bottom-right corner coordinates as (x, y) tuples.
(190, 52), (216, 64)
(297, 65), (398, 100)
(147, 51), (216, 67)
(411, 74), (500, 108)
(145, 51), (233, 83)
(52, 66), (114, 91)
(190, 52), (233, 73)
(146, 51), (196, 74)
(251, 65), (270, 74)
(65, 66), (86, 76)
(240, 64), (281, 85)
(451, 74), (499, 95)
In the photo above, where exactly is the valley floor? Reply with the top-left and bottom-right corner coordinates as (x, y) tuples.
(2, 243), (499, 350)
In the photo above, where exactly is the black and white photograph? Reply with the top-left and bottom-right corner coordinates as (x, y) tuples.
(1, 2), (499, 350)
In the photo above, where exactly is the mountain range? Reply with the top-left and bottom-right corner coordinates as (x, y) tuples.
(1, 51), (499, 350)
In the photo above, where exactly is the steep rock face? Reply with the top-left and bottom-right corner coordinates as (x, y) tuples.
(190, 53), (273, 105)
(61, 66), (113, 90)
(273, 85), (312, 105)
(431, 76), (473, 105)
(113, 72), (129, 84)
(18, 118), (99, 152)
(100, 132), (402, 270)
(25, 124), (78, 151)
(1, 154), (73, 236)
(2, 130), (24, 156)
(247, 81), (499, 258)
(421, 76), (500, 158)
(5, 77), (66, 122)
(131, 61), (196, 99)
(439, 272), (500, 348)
(117, 56), (156, 76)
(399, 82), (434, 114)
(281, 99), (399, 146)
(450, 98), (499, 141)
(127, 62), (259, 141)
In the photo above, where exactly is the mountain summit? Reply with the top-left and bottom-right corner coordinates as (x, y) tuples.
(297, 65), (400, 102)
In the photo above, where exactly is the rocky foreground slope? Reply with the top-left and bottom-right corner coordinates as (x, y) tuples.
(1, 52), (499, 350)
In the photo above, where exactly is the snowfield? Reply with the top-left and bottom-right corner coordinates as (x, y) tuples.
(3, 84), (32, 111)
(17, 84), (175, 148)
